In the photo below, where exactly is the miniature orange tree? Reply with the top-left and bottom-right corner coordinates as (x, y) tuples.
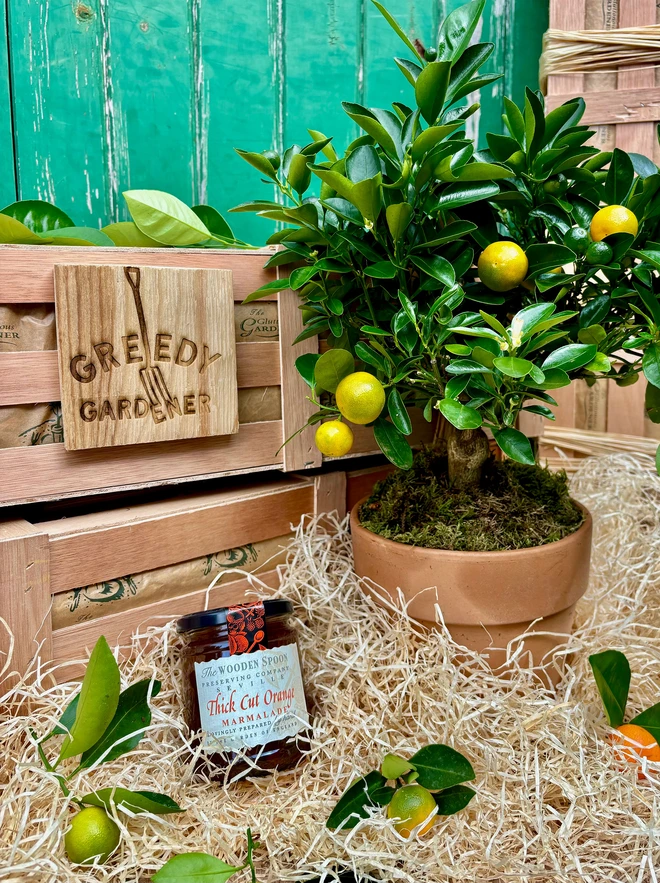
(236, 0), (660, 485)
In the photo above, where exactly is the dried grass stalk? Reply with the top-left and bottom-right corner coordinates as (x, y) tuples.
(2, 453), (660, 882)
(540, 24), (660, 89)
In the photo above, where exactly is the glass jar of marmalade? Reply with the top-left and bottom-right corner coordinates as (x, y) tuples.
(177, 599), (310, 778)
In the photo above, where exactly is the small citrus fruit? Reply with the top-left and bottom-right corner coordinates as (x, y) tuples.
(335, 372), (385, 425)
(477, 242), (529, 292)
(387, 784), (438, 839)
(590, 205), (638, 241)
(585, 241), (613, 266)
(611, 724), (660, 765)
(543, 173), (568, 196)
(564, 227), (589, 254)
(64, 807), (121, 865)
(262, 149), (281, 171)
(314, 420), (353, 457)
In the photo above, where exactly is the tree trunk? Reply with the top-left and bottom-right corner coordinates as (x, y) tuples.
(445, 425), (491, 490)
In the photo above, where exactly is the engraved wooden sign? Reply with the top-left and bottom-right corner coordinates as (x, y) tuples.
(54, 264), (238, 450)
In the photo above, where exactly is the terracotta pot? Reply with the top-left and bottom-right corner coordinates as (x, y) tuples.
(350, 499), (592, 676)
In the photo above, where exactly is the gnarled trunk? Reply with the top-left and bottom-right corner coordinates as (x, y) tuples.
(445, 425), (490, 490)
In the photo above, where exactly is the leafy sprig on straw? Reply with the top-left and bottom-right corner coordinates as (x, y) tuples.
(590, 648), (660, 734)
(153, 829), (261, 883)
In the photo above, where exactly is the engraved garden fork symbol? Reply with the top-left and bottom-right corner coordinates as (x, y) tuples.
(124, 266), (176, 418)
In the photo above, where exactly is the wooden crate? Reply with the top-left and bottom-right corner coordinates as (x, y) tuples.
(543, 0), (660, 446)
(0, 245), (435, 506)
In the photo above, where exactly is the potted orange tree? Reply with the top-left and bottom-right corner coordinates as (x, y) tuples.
(235, 0), (660, 671)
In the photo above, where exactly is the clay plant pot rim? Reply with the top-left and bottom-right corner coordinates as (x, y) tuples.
(350, 498), (592, 560)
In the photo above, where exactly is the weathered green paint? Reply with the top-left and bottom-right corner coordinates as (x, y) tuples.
(1, 0), (548, 242)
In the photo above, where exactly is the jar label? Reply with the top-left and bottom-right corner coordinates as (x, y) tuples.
(194, 643), (309, 752)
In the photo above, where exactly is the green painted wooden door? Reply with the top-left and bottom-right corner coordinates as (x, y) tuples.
(0, 0), (548, 244)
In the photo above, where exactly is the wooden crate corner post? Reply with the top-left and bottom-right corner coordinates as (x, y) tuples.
(0, 520), (52, 681)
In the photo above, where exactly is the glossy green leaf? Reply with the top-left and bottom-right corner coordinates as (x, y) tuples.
(503, 96), (525, 146)
(101, 222), (163, 247)
(438, 398), (482, 430)
(542, 344), (597, 372)
(604, 148), (634, 206)
(43, 227), (115, 247)
(584, 353), (611, 373)
(1, 199), (74, 233)
(438, 0), (486, 62)
(387, 388), (412, 435)
(395, 56), (423, 87)
(81, 787), (181, 815)
(385, 203), (413, 241)
(234, 148), (279, 180)
(355, 341), (388, 372)
(411, 255), (455, 286)
(431, 182), (500, 211)
(79, 679), (161, 769)
(58, 636), (120, 761)
(326, 770), (393, 829)
(645, 382), (660, 424)
(191, 205), (234, 240)
(314, 349), (355, 393)
(364, 261), (398, 279)
(341, 104), (398, 159)
(526, 243), (576, 274)
(242, 278), (291, 304)
(295, 353), (320, 389)
(415, 61), (451, 124)
(434, 784), (476, 815)
(446, 359), (492, 374)
(411, 125), (461, 161)
(589, 649), (630, 727)
(493, 427), (535, 465)
(289, 266), (319, 290)
(630, 703), (660, 743)
(287, 153), (312, 195)
(525, 367), (571, 390)
(577, 325), (606, 346)
(409, 744), (475, 791)
(0, 213), (52, 244)
(346, 145), (381, 183)
(153, 853), (244, 883)
(52, 693), (80, 737)
(124, 190), (211, 246)
(493, 357), (533, 378)
(381, 753), (415, 780)
(643, 343), (660, 388)
(373, 417), (413, 469)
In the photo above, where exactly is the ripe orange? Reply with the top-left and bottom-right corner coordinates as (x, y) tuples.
(335, 372), (385, 425)
(590, 205), (638, 242)
(314, 420), (353, 457)
(611, 724), (660, 766)
(387, 784), (438, 839)
(477, 242), (529, 292)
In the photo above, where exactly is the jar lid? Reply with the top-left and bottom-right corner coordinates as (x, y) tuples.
(176, 599), (293, 634)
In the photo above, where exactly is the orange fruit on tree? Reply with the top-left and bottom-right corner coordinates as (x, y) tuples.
(335, 372), (386, 425)
(477, 241), (529, 292)
(387, 784), (438, 839)
(314, 420), (353, 457)
(611, 723), (660, 766)
(590, 205), (638, 242)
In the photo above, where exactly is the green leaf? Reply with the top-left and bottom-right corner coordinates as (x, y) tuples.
(387, 388), (412, 436)
(327, 770), (392, 830)
(577, 325), (606, 346)
(52, 693), (80, 737)
(414, 221), (477, 249)
(341, 104), (399, 159)
(431, 182), (500, 211)
(630, 702), (660, 743)
(645, 382), (660, 424)
(58, 636), (120, 761)
(191, 205), (234, 240)
(242, 278), (290, 304)
(287, 153), (312, 194)
(643, 343), (660, 388)
(409, 744), (475, 791)
(395, 56), (423, 87)
(525, 367), (570, 389)
(526, 243), (576, 275)
(373, 417), (413, 469)
(234, 148), (279, 180)
(0, 213), (51, 244)
(438, 398), (482, 430)
(289, 265), (318, 290)
(411, 255), (455, 286)
(323, 197), (364, 225)
(81, 787), (181, 815)
(493, 427), (535, 465)
(438, 0), (486, 62)
(43, 227), (115, 247)
(314, 349), (355, 393)
(433, 784), (476, 815)
(415, 61), (451, 124)
(1, 199), (74, 233)
(364, 261), (398, 279)
(542, 344), (597, 372)
(451, 162), (514, 183)
(503, 96), (525, 146)
(493, 357), (533, 378)
(589, 649), (630, 727)
(101, 222), (163, 247)
(385, 203), (413, 241)
(604, 148), (634, 206)
(355, 341), (388, 372)
(346, 145), (381, 183)
(370, 0), (423, 62)
(351, 174), (383, 222)
(411, 124), (461, 161)
(381, 753), (415, 780)
(524, 87), (545, 158)
(124, 190), (211, 246)
(447, 41), (494, 102)
(79, 679), (161, 769)
(295, 353), (320, 389)
(446, 359), (492, 374)
(584, 353), (611, 373)
(153, 853), (244, 883)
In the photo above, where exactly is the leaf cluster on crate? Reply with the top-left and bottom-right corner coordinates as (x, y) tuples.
(234, 0), (660, 479)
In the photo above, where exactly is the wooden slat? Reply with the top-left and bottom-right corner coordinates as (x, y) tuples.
(0, 246), (277, 304)
(0, 341), (281, 406)
(545, 86), (660, 125)
(51, 569), (281, 678)
(46, 480), (313, 593)
(616, 0), (657, 156)
(277, 286), (321, 471)
(0, 419), (284, 505)
(313, 472), (347, 522)
(547, 0), (586, 96)
(0, 520), (52, 677)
